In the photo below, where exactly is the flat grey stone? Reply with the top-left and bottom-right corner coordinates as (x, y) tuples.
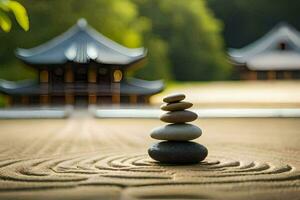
(150, 124), (202, 141)
(163, 93), (185, 103)
(161, 101), (193, 111)
(160, 110), (198, 123)
(148, 141), (208, 164)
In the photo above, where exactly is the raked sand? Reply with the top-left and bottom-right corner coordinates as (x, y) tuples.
(0, 115), (299, 199)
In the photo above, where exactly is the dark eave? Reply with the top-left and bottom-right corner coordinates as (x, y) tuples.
(0, 78), (164, 96)
(15, 18), (147, 66)
(0, 79), (38, 95)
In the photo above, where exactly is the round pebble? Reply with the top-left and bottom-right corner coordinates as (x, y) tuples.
(160, 110), (198, 123)
(148, 141), (208, 164)
(150, 124), (202, 141)
(163, 93), (185, 103)
(161, 101), (193, 111)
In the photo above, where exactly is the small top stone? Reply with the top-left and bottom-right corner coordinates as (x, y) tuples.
(163, 93), (185, 103)
(161, 101), (193, 111)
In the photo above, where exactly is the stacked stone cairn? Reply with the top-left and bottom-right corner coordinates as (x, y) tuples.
(148, 93), (208, 164)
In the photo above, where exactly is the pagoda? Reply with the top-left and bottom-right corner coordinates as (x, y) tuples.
(229, 22), (300, 80)
(0, 19), (164, 106)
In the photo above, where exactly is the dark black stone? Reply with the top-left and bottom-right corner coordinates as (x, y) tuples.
(148, 141), (208, 164)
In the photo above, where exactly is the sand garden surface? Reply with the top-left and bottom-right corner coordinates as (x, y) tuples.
(0, 114), (299, 199)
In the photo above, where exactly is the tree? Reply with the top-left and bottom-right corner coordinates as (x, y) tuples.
(133, 36), (172, 80)
(0, 0), (28, 32)
(208, 0), (300, 48)
(135, 0), (231, 81)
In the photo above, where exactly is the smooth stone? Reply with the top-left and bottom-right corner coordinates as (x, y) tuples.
(160, 110), (198, 123)
(148, 141), (208, 164)
(161, 101), (193, 111)
(150, 124), (202, 141)
(163, 93), (185, 103)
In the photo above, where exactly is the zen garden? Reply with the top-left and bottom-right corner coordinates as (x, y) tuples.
(0, 0), (299, 199)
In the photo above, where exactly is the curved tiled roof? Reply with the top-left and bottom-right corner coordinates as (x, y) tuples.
(16, 19), (146, 66)
(228, 22), (300, 70)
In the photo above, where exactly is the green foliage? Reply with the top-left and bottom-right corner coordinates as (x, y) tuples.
(0, 10), (10, 31)
(135, 0), (231, 81)
(0, 95), (5, 107)
(208, 0), (300, 48)
(134, 36), (172, 80)
(0, 62), (35, 81)
(0, 0), (29, 32)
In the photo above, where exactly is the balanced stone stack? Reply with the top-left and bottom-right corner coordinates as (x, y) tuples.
(148, 93), (208, 164)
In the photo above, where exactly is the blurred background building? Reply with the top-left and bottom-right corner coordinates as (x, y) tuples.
(229, 23), (300, 80)
(0, 19), (163, 106)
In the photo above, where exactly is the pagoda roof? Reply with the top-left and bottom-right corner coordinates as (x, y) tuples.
(16, 19), (147, 66)
(0, 78), (164, 96)
(228, 22), (300, 70)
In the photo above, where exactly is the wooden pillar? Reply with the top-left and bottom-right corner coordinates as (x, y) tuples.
(65, 66), (74, 106)
(40, 70), (49, 83)
(88, 93), (97, 105)
(111, 83), (121, 104)
(129, 95), (137, 104)
(283, 71), (292, 79)
(65, 66), (74, 83)
(88, 67), (97, 104)
(65, 94), (74, 105)
(267, 71), (276, 80)
(144, 96), (150, 104)
(40, 95), (49, 105)
(21, 96), (29, 105)
(112, 83), (120, 105)
(248, 71), (257, 80)
(88, 68), (97, 83)
(111, 69), (122, 105)
(112, 95), (120, 104)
